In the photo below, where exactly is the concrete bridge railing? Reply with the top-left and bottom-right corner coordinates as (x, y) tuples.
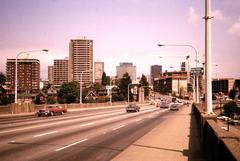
(192, 103), (240, 161)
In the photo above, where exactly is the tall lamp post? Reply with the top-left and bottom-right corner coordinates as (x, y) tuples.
(204, 0), (213, 114)
(79, 69), (92, 104)
(158, 43), (199, 103)
(15, 49), (48, 103)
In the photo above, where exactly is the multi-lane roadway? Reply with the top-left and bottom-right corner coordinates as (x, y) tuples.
(0, 104), (174, 161)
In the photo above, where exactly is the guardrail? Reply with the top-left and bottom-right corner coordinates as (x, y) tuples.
(192, 104), (240, 161)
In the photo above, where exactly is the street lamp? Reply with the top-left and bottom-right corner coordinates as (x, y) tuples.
(158, 43), (200, 103)
(79, 69), (92, 104)
(158, 44), (199, 67)
(15, 49), (48, 103)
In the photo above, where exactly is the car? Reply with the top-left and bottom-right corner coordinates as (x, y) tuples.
(229, 119), (240, 125)
(36, 105), (67, 117)
(126, 103), (140, 112)
(160, 100), (170, 108)
(217, 116), (230, 121)
(169, 102), (179, 111)
(149, 101), (155, 105)
(156, 101), (161, 107)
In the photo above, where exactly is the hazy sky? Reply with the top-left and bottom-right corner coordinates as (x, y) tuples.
(0, 0), (240, 79)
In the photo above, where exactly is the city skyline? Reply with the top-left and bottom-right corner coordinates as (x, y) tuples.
(0, 0), (240, 79)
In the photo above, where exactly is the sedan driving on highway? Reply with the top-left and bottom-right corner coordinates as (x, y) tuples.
(169, 102), (180, 111)
(36, 105), (67, 117)
(126, 103), (140, 112)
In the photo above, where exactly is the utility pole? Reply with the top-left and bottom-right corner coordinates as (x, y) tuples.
(204, 0), (213, 114)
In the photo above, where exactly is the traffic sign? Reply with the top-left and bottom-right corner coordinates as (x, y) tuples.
(191, 67), (204, 75)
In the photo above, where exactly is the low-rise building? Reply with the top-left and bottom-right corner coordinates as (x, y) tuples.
(154, 71), (188, 97)
(212, 78), (237, 95)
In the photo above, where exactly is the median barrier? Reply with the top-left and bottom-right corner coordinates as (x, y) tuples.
(0, 101), (129, 115)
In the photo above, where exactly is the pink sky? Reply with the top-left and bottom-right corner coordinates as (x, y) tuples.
(0, 0), (240, 79)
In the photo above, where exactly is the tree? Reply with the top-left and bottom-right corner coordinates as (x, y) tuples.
(229, 88), (239, 100)
(101, 72), (110, 86)
(223, 101), (238, 118)
(117, 73), (132, 101)
(139, 74), (149, 97)
(58, 82), (78, 104)
(0, 72), (6, 85)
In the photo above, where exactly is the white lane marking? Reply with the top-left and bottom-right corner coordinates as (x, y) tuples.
(112, 125), (125, 131)
(56, 138), (88, 151)
(34, 131), (58, 138)
(135, 118), (142, 122)
(106, 117), (116, 121)
(79, 122), (94, 127)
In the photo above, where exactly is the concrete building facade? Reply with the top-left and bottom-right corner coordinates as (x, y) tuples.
(212, 78), (235, 95)
(94, 62), (104, 83)
(181, 62), (186, 71)
(48, 66), (53, 84)
(154, 71), (188, 97)
(150, 65), (162, 85)
(53, 58), (68, 85)
(69, 38), (93, 85)
(116, 62), (136, 81)
(6, 59), (40, 94)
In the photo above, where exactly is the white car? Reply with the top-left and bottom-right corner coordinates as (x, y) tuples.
(169, 102), (180, 111)
(160, 100), (170, 108)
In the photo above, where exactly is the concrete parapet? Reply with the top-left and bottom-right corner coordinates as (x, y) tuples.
(0, 101), (129, 114)
(192, 103), (240, 161)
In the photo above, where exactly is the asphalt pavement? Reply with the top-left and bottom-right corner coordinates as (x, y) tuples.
(112, 104), (205, 161)
(0, 104), (171, 161)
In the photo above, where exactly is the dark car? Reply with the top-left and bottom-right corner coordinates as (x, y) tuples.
(126, 103), (140, 112)
(36, 105), (67, 117)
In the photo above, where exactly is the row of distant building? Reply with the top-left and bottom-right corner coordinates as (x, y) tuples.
(4, 38), (240, 98)
(4, 38), (161, 95)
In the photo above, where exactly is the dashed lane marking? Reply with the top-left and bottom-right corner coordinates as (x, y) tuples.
(55, 138), (88, 151)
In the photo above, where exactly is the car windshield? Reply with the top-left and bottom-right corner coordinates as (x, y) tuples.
(46, 106), (55, 108)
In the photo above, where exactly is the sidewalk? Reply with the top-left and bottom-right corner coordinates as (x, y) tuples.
(112, 105), (205, 161)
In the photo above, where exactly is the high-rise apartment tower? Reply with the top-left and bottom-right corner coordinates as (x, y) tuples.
(94, 62), (104, 83)
(53, 57), (68, 85)
(6, 59), (40, 94)
(150, 65), (162, 85)
(116, 63), (136, 81)
(69, 38), (93, 85)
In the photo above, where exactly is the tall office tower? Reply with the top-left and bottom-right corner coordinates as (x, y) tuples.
(94, 61), (104, 83)
(6, 59), (40, 93)
(116, 62), (136, 81)
(150, 65), (162, 85)
(53, 57), (68, 85)
(69, 38), (93, 85)
(48, 66), (53, 84)
(181, 62), (186, 71)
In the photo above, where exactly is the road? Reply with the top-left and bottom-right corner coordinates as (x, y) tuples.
(0, 104), (172, 161)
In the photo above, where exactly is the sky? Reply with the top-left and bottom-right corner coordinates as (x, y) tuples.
(0, 0), (240, 80)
